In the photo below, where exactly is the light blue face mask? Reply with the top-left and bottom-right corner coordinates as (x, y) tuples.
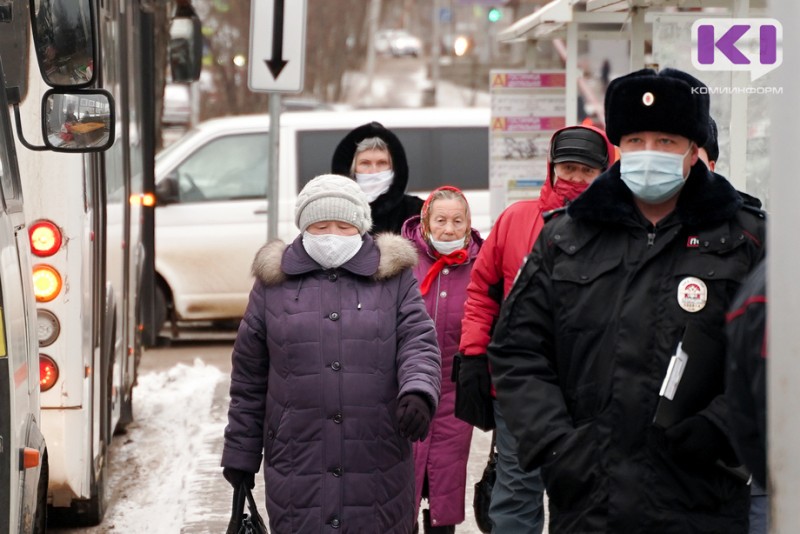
(430, 236), (466, 255)
(620, 147), (692, 204)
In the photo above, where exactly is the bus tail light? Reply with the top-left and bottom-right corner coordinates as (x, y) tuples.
(29, 220), (63, 257)
(39, 355), (59, 391)
(32, 264), (62, 302)
(37, 309), (60, 347)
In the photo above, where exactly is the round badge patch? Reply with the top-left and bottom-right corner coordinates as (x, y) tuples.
(642, 91), (655, 106)
(677, 277), (707, 313)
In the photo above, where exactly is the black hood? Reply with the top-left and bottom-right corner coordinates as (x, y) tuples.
(567, 160), (743, 227)
(330, 121), (410, 214)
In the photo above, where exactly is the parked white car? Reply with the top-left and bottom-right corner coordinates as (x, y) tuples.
(162, 82), (191, 125)
(153, 107), (490, 333)
(374, 29), (423, 57)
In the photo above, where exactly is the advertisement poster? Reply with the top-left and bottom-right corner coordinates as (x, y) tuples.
(489, 70), (566, 220)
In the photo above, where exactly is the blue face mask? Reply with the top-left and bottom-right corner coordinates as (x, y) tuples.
(620, 147), (691, 204)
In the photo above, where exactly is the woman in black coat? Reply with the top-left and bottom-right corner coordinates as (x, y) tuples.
(331, 121), (424, 234)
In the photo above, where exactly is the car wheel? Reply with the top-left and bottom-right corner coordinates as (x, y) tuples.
(154, 284), (169, 340)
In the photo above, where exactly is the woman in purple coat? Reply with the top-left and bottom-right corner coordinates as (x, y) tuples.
(221, 174), (442, 533)
(401, 186), (483, 533)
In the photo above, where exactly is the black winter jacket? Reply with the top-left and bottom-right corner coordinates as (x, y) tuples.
(488, 161), (765, 534)
(331, 121), (424, 234)
(725, 258), (767, 487)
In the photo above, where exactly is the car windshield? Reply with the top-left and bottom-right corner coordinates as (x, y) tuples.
(155, 126), (204, 163)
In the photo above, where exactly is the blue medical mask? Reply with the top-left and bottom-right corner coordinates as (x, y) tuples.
(620, 147), (692, 204)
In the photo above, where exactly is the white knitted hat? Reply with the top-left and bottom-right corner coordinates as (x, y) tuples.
(295, 174), (373, 235)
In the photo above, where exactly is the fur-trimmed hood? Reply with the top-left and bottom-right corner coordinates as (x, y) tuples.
(567, 160), (742, 227)
(251, 232), (418, 286)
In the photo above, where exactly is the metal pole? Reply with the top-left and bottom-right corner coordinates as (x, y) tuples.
(629, 7), (646, 71)
(566, 22), (578, 126)
(365, 0), (382, 99)
(726, 0), (749, 191)
(431, 0), (442, 102)
(267, 93), (281, 242)
(769, 0), (800, 530)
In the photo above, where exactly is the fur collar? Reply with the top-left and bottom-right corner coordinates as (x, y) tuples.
(252, 233), (418, 286)
(567, 161), (742, 227)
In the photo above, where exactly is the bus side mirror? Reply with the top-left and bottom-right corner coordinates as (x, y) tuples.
(29, 0), (97, 88)
(41, 89), (115, 153)
(169, 11), (202, 83)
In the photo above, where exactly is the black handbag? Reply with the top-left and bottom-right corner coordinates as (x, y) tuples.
(227, 482), (268, 534)
(473, 431), (497, 533)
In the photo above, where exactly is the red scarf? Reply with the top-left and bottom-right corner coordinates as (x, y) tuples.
(419, 249), (468, 296)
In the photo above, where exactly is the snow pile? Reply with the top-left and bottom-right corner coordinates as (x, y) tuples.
(102, 359), (225, 532)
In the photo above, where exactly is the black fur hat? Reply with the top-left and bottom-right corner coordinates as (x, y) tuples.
(604, 68), (710, 146)
(703, 117), (719, 163)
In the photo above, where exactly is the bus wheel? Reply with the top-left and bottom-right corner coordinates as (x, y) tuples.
(34, 452), (48, 533)
(117, 385), (134, 433)
(82, 451), (107, 525)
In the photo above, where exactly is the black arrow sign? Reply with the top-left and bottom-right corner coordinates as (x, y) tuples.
(265, 0), (288, 79)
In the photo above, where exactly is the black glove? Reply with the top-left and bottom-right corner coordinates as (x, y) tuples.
(223, 467), (255, 490)
(665, 415), (730, 468)
(396, 393), (432, 442)
(454, 353), (495, 430)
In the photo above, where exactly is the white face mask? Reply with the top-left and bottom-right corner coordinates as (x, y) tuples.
(620, 147), (691, 204)
(430, 236), (467, 255)
(355, 170), (394, 203)
(302, 232), (363, 269)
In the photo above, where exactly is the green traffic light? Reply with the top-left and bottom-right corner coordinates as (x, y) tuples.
(488, 8), (502, 23)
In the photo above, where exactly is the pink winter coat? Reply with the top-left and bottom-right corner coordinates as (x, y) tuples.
(401, 215), (483, 527)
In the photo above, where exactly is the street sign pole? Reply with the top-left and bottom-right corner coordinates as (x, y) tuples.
(249, 0), (308, 241)
(267, 94), (281, 242)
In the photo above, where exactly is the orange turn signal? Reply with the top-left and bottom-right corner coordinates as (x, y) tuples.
(32, 264), (62, 302)
(22, 448), (40, 469)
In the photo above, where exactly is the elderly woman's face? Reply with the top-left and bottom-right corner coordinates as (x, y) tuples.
(428, 198), (469, 242)
(306, 220), (359, 236)
(354, 148), (392, 174)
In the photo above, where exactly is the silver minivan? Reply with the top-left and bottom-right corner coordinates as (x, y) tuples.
(153, 107), (490, 332)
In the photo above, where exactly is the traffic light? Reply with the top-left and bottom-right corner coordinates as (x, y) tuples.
(488, 7), (502, 23)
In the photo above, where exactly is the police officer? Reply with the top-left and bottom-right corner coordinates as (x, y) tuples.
(488, 68), (765, 533)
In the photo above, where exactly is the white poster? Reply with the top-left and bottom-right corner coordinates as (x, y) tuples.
(489, 70), (567, 220)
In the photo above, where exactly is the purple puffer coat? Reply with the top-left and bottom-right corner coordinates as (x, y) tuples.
(221, 233), (441, 534)
(401, 216), (482, 527)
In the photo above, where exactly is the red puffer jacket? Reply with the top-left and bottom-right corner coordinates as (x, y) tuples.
(459, 126), (615, 377)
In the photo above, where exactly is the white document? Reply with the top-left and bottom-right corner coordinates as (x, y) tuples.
(659, 342), (689, 400)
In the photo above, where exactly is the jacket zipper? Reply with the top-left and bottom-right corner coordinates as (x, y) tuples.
(647, 232), (656, 247)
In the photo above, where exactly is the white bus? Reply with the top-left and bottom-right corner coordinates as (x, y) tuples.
(0, 53), (48, 534)
(5, 0), (202, 525)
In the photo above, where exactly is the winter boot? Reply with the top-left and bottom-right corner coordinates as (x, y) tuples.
(422, 509), (456, 534)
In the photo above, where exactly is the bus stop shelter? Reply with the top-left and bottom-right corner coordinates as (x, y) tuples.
(497, 1), (799, 530)
(496, 0), (768, 192)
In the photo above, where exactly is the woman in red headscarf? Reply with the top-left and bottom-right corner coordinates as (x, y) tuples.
(401, 186), (483, 533)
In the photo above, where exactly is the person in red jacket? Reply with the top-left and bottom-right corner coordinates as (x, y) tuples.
(456, 125), (613, 533)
